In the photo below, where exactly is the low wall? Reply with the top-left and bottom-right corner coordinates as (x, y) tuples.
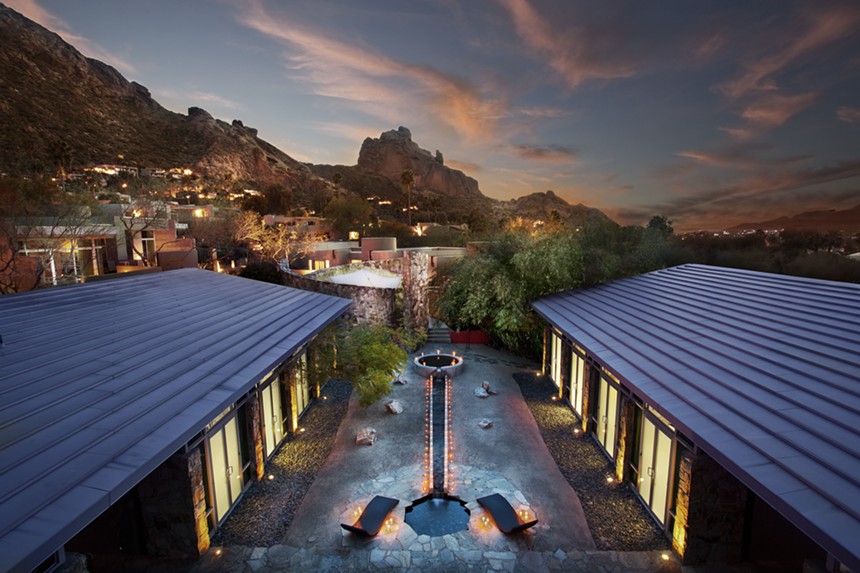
(281, 271), (396, 326)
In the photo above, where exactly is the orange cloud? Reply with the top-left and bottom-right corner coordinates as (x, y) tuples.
(238, 0), (506, 143)
(718, 6), (860, 99)
(740, 92), (817, 126)
(837, 106), (860, 124)
(499, 0), (637, 89)
(510, 144), (578, 163)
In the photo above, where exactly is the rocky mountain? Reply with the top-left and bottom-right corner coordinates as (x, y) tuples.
(0, 4), (618, 228)
(310, 126), (492, 216)
(729, 204), (860, 233)
(500, 190), (615, 228)
(0, 3), (318, 189)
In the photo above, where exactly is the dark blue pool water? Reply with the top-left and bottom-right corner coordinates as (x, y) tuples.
(404, 495), (470, 536)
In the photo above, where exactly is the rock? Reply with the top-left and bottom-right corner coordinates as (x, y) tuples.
(355, 427), (377, 446)
(479, 418), (493, 429)
(393, 375), (408, 385)
(435, 149), (444, 164)
(384, 399), (403, 414)
(482, 381), (498, 395)
(474, 386), (489, 398)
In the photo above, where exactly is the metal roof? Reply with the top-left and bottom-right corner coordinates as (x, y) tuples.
(532, 264), (860, 571)
(0, 269), (350, 573)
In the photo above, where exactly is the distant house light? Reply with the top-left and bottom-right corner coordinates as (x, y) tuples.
(348, 231), (360, 240)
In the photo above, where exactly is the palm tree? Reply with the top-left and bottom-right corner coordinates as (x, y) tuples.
(400, 168), (415, 226)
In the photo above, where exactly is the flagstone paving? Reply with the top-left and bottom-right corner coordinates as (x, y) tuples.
(191, 343), (680, 572)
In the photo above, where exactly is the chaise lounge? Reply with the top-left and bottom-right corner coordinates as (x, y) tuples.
(477, 493), (538, 534)
(341, 495), (400, 537)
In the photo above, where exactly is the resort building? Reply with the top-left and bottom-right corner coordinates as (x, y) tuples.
(0, 269), (350, 572)
(532, 264), (860, 572)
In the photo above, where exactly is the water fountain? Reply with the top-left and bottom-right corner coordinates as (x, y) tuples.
(404, 356), (470, 536)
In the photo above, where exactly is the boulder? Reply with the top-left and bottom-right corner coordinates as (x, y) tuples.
(481, 381), (498, 395)
(355, 428), (377, 446)
(478, 418), (493, 429)
(384, 399), (403, 414)
(474, 386), (489, 398)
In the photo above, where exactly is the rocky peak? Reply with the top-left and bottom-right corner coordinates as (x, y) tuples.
(356, 127), (484, 201)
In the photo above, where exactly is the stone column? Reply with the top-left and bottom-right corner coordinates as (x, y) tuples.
(401, 251), (430, 332)
(137, 447), (210, 558)
(615, 396), (637, 482)
(542, 327), (549, 376)
(673, 451), (748, 564)
(245, 395), (265, 480)
(559, 341), (570, 401)
(580, 362), (593, 433)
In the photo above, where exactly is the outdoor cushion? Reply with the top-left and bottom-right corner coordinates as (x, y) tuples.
(341, 495), (399, 537)
(477, 493), (538, 534)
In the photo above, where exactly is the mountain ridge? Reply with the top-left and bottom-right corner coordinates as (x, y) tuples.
(729, 204), (860, 233)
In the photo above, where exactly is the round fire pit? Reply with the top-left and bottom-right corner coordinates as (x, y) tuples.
(413, 352), (465, 378)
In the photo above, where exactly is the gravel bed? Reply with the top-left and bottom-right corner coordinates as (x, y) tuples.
(210, 379), (352, 547)
(514, 372), (670, 551)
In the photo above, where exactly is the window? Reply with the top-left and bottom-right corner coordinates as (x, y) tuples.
(568, 350), (585, 418)
(550, 332), (563, 390)
(593, 376), (619, 459)
(636, 410), (674, 525)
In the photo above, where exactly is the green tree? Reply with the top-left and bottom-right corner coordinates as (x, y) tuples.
(323, 194), (374, 238)
(336, 323), (408, 406)
(435, 228), (584, 356)
(400, 168), (415, 226)
(332, 172), (343, 186)
(647, 215), (674, 237)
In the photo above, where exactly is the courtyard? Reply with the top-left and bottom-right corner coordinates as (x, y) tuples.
(190, 343), (675, 573)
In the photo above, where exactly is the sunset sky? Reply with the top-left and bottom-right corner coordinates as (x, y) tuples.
(7, 0), (860, 230)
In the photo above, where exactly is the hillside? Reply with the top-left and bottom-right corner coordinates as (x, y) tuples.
(0, 3), (618, 228)
(0, 3), (316, 189)
(730, 204), (860, 233)
(310, 126), (493, 218)
(500, 190), (615, 228)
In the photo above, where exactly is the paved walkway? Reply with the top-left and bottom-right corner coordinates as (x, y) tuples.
(192, 344), (679, 572)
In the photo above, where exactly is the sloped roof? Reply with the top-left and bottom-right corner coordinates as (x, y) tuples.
(532, 264), (860, 571)
(0, 269), (350, 573)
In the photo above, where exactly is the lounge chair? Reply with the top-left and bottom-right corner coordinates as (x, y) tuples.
(341, 495), (399, 536)
(477, 493), (538, 534)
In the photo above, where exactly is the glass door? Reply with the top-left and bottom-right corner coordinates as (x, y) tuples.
(637, 414), (673, 524)
(595, 376), (619, 459)
(569, 352), (585, 417)
(262, 380), (284, 458)
(208, 417), (245, 523)
(550, 333), (563, 390)
(290, 353), (311, 431)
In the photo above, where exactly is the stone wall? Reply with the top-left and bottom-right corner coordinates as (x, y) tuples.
(615, 397), (637, 482)
(580, 361), (594, 433)
(245, 394), (265, 480)
(398, 251), (430, 331)
(282, 271), (397, 325)
(137, 447), (209, 558)
(674, 451), (748, 564)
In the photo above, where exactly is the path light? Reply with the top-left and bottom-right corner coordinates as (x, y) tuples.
(606, 476), (614, 484)
(267, 474), (274, 480)
(661, 553), (670, 561)
(214, 548), (223, 557)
